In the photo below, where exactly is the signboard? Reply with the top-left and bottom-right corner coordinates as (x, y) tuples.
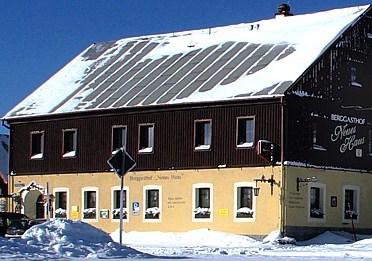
(132, 202), (140, 215)
(107, 148), (136, 177)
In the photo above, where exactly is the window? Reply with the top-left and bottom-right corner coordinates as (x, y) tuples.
(143, 186), (161, 221)
(112, 186), (128, 220)
(82, 187), (98, 220)
(351, 67), (362, 87)
(343, 185), (359, 222)
(62, 129), (77, 157)
(193, 183), (213, 221)
(236, 117), (255, 148)
(54, 188), (68, 219)
(30, 131), (44, 159)
(308, 184), (325, 221)
(312, 122), (326, 151)
(194, 120), (212, 150)
(234, 183), (255, 220)
(138, 124), (154, 153)
(112, 126), (127, 152)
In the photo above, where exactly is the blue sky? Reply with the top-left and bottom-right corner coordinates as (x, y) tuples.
(0, 0), (370, 133)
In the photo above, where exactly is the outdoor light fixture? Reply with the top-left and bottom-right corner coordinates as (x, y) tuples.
(254, 175), (280, 195)
(296, 176), (318, 191)
(253, 187), (260, 196)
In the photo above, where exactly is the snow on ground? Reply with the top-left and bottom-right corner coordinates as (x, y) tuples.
(1, 219), (372, 260)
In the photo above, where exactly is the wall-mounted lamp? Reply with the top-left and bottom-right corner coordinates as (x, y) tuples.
(296, 176), (317, 191)
(254, 175), (280, 196)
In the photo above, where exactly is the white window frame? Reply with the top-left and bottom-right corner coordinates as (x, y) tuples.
(194, 119), (212, 151)
(111, 186), (129, 222)
(53, 187), (69, 219)
(236, 117), (255, 148)
(30, 131), (45, 159)
(143, 185), (162, 223)
(192, 183), (213, 222)
(62, 128), (77, 158)
(112, 125), (127, 153)
(342, 185), (360, 223)
(307, 183), (326, 223)
(138, 124), (154, 153)
(81, 187), (99, 222)
(233, 182), (256, 222)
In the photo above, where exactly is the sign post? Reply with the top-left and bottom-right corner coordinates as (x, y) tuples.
(107, 148), (136, 245)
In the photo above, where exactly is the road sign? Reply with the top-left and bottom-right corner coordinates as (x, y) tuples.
(107, 148), (136, 177)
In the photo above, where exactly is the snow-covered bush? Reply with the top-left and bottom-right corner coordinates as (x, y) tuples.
(236, 207), (254, 218)
(194, 207), (210, 218)
(55, 208), (67, 218)
(112, 208), (128, 219)
(145, 207), (160, 219)
(310, 208), (324, 218)
(83, 208), (96, 219)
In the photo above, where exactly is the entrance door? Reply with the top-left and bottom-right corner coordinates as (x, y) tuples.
(24, 190), (45, 219)
(36, 195), (45, 219)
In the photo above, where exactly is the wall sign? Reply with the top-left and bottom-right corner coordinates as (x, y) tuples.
(132, 202), (140, 215)
(331, 196), (337, 207)
(330, 114), (366, 155)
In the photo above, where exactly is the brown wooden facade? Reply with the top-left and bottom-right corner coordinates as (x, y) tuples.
(9, 98), (282, 175)
(285, 10), (372, 172)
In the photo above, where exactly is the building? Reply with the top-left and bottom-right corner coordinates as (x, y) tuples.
(0, 134), (9, 196)
(2, 5), (372, 240)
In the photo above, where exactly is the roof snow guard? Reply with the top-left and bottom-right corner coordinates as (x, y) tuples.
(3, 5), (370, 120)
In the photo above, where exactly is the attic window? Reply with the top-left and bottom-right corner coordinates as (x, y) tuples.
(62, 129), (77, 158)
(30, 131), (44, 160)
(351, 67), (362, 87)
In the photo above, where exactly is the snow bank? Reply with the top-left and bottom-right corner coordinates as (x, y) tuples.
(112, 228), (259, 248)
(21, 219), (149, 258)
(263, 230), (296, 244)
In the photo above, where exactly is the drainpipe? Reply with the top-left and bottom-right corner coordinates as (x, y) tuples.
(280, 96), (286, 236)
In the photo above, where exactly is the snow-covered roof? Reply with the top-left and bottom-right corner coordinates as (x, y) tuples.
(0, 134), (9, 183)
(3, 5), (370, 120)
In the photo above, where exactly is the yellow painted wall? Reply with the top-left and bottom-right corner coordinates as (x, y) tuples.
(284, 166), (372, 230)
(10, 166), (282, 236)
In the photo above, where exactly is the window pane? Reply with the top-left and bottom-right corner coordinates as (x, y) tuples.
(139, 125), (154, 151)
(112, 127), (126, 151)
(344, 189), (357, 219)
(195, 121), (211, 148)
(55, 191), (67, 218)
(240, 187), (252, 208)
(63, 130), (77, 155)
(237, 118), (254, 146)
(310, 187), (320, 209)
(83, 190), (96, 219)
(198, 188), (210, 208)
(113, 190), (127, 219)
(31, 132), (44, 156)
(147, 189), (159, 208)
(113, 190), (127, 209)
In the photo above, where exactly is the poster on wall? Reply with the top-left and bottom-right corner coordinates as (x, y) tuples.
(132, 202), (140, 215)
